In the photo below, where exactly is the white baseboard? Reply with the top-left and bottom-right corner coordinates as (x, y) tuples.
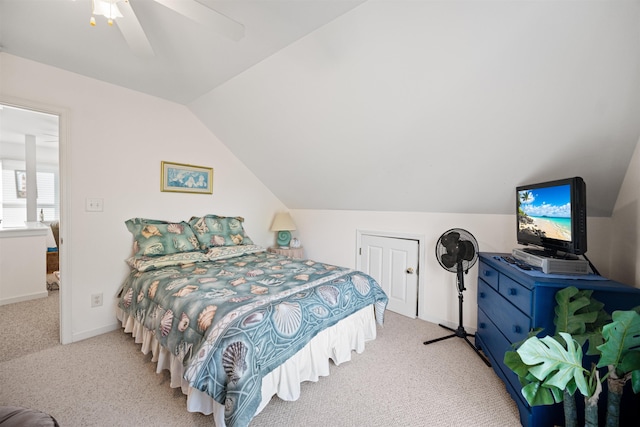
(0, 291), (48, 306)
(72, 322), (120, 342)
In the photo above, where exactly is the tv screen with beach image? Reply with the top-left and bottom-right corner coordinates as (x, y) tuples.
(518, 184), (571, 242)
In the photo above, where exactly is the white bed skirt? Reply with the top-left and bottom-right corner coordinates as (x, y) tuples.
(116, 304), (377, 426)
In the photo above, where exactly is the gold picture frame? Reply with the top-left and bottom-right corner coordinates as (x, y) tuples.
(161, 161), (213, 194)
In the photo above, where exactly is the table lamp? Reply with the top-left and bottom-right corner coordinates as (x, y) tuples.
(270, 212), (296, 248)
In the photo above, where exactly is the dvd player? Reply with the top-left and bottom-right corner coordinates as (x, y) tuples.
(512, 249), (589, 275)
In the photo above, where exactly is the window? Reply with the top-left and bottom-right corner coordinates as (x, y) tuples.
(0, 104), (60, 227)
(1, 161), (59, 227)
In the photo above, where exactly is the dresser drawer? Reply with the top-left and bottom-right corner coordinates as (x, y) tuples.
(478, 279), (531, 344)
(499, 274), (532, 317)
(477, 308), (528, 410)
(479, 261), (499, 290)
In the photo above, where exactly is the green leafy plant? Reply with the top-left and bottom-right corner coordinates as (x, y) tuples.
(508, 332), (602, 426)
(552, 287), (609, 354)
(518, 332), (592, 397)
(504, 328), (566, 407)
(504, 286), (640, 427)
(596, 310), (640, 427)
(552, 286), (612, 426)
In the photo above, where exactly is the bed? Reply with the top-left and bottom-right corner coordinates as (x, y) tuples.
(116, 215), (388, 427)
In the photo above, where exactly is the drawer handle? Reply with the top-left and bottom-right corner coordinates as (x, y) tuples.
(479, 292), (486, 298)
(483, 270), (491, 277)
(479, 322), (486, 329)
(512, 325), (522, 334)
(509, 287), (517, 296)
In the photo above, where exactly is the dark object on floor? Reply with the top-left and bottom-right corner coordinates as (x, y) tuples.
(0, 406), (59, 426)
(46, 271), (60, 291)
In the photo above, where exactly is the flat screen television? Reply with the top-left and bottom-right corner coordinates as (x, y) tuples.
(516, 177), (587, 258)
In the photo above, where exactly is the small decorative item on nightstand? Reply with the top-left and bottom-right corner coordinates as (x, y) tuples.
(290, 237), (301, 248)
(270, 212), (297, 248)
(268, 246), (305, 260)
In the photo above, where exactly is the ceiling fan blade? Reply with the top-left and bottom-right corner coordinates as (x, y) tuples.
(116, 1), (155, 57)
(153, 0), (245, 41)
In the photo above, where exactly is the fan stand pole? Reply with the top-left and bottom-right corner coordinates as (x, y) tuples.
(423, 266), (491, 367)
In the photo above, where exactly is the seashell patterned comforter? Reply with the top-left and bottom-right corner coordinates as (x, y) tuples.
(117, 245), (388, 427)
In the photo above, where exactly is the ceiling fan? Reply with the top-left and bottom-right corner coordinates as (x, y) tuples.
(90, 0), (245, 57)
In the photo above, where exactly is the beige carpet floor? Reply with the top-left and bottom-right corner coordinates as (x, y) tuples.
(0, 290), (60, 363)
(0, 292), (522, 426)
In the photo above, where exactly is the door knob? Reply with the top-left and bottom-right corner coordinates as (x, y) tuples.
(406, 267), (414, 274)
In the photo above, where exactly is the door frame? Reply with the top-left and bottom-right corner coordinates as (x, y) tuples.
(0, 94), (71, 344)
(356, 230), (426, 319)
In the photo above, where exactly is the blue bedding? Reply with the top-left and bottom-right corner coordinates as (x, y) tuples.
(118, 245), (387, 427)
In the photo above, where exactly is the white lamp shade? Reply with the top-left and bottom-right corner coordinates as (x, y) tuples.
(270, 212), (296, 231)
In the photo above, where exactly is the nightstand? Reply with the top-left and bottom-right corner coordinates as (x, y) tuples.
(46, 251), (59, 274)
(267, 246), (305, 259)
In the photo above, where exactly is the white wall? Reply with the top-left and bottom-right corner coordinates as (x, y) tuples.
(191, 0), (640, 218)
(1, 53), (286, 342)
(290, 209), (613, 329)
(610, 137), (640, 287)
(0, 228), (48, 305)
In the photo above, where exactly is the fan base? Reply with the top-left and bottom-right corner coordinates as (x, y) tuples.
(423, 324), (491, 367)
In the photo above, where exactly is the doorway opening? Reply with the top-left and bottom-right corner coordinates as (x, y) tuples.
(0, 100), (66, 345)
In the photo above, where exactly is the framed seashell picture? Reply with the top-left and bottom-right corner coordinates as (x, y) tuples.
(161, 161), (213, 194)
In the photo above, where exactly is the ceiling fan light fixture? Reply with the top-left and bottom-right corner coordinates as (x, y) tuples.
(91, 0), (123, 25)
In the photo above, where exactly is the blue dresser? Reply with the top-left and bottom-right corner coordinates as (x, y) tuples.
(475, 252), (640, 427)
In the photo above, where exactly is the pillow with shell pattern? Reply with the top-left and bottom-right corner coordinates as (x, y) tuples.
(125, 218), (200, 257)
(188, 215), (254, 249)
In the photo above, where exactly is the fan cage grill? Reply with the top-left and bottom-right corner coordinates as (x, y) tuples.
(435, 228), (479, 273)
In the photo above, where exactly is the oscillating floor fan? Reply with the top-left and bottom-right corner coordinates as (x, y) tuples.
(423, 228), (491, 367)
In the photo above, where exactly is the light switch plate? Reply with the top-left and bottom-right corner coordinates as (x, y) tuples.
(86, 198), (103, 212)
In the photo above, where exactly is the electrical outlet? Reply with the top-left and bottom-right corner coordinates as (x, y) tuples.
(91, 293), (103, 307)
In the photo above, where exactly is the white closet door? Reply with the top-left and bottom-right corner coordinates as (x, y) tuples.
(361, 234), (418, 318)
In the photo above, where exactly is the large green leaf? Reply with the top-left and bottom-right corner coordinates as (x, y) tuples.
(577, 298), (609, 355)
(522, 380), (563, 406)
(620, 351), (640, 375)
(597, 310), (640, 375)
(554, 287), (593, 336)
(504, 350), (530, 379)
(504, 350), (564, 406)
(583, 319), (608, 356)
(553, 286), (610, 355)
(518, 332), (590, 397)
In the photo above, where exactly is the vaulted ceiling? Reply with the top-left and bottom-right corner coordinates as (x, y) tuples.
(2, 0), (640, 217)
